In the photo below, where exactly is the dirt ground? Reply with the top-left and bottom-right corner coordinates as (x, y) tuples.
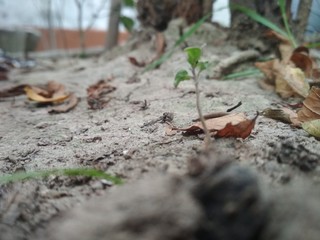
(1, 22), (320, 240)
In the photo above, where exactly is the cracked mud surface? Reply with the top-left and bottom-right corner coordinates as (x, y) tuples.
(1, 24), (320, 239)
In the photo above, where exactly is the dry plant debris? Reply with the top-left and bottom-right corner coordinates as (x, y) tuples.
(255, 31), (319, 99)
(128, 56), (147, 68)
(49, 93), (79, 114)
(0, 81), (78, 113)
(172, 112), (258, 139)
(87, 79), (116, 110)
(0, 84), (27, 98)
(297, 87), (320, 122)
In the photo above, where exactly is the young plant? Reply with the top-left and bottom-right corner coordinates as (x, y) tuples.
(174, 47), (211, 150)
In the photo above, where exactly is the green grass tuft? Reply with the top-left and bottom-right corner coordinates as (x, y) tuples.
(223, 68), (262, 80)
(0, 168), (123, 185)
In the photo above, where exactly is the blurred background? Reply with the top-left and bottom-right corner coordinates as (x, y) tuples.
(0, 0), (230, 58)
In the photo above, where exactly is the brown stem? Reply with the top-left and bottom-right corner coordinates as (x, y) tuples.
(192, 68), (211, 151)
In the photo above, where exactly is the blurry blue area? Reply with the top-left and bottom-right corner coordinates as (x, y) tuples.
(306, 0), (320, 35)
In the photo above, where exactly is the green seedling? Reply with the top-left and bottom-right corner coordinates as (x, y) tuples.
(143, 13), (211, 73)
(0, 168), (123, 185)
(174, 46), (211, 150)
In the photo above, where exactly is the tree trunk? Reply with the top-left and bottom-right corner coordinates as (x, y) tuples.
(74, 0), (86, 55)
(47, 0), (56, 50)
(105, 0), (121, 51)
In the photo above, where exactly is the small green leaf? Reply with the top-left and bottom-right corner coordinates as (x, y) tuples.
(174, 70), (191, 88)
(122, 0), (134, 7)
(184, 47), (202, 68)
(197, 61), (209, 71)
(120, 16), (134, 32)
(143, 13), (211, 72)
(302, 119), (320, 139)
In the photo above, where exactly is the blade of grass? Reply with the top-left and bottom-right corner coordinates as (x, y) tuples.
(143, 13), (212, 72)
(0, 168), (123, 185)
(305, 42), (320, 49)
(230, 4), (289, 40)
(278, 0), (297, 47)
(223, 68), (262, 80)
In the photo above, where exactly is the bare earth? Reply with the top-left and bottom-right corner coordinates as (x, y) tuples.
(1, 23), (320, 240)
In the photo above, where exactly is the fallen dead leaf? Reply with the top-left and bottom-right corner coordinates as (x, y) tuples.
(256, 32), (318, 99)
(255, 60), (276, 85)
(128, 57), (146, 68)
(0, 84), (27, 98)
(87, 79), (116, 110)
(215, 113), (258, 139)
(290, 52), (313, 77)
(49, 93), (79, 114)
(262, 107), (301, 126)
(24, 86), (70, 103)
(302, 119), (320, 139)
(297, 86), (320, 122)
(173, 112), (258, 139)
(275, 65), (310, 98)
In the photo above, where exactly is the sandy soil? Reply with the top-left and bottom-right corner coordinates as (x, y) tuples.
(0, 23), (320, 240)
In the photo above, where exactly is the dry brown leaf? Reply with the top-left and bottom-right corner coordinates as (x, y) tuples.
(49, 93), (79, 114)
(0, 84), (27, 98)
(290, 52), (313, 77)
(262, 107), (301, 126)
(24, 86), (70, 103)
(297, 86), (320, 122)
(47, 81), (67, 99)
(274, 73), (295, 98)
(255, 60), (276, 85)
(215, 113), (258, 139)
(274, 63), (310, 98)
(282, 66), (310, 98)
(128, 57), (146, 68)
(87, 79), (116, 110)
(174, 113), (257, 139)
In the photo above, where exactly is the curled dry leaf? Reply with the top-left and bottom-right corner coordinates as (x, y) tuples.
(173, 112), (257, 139)
(215, 113), (258, 139)
(0, 84), (27, 98)
(262, 107), (301, 126)
(49, 93), (79, 114)
(290, 52), (313, 77)
(256, 31), (317, 99)
(302, 119), (320, 139)
(255, 60), (276, 85)
(128, 57), (146, 68)
(87, 79), (116, 110)
(275, 64), (310, 98)
(297, 86), (320, 122)
(24, 86), (70, 103)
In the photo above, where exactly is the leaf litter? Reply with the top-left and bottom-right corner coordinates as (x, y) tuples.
(0, 81), (78, 113)
(255, 30), (316, 99)
(171, 112), (258, 139)
(87, 79), (116, 110)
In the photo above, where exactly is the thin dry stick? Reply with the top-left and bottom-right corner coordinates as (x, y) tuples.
(192, 68), (211, 151)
